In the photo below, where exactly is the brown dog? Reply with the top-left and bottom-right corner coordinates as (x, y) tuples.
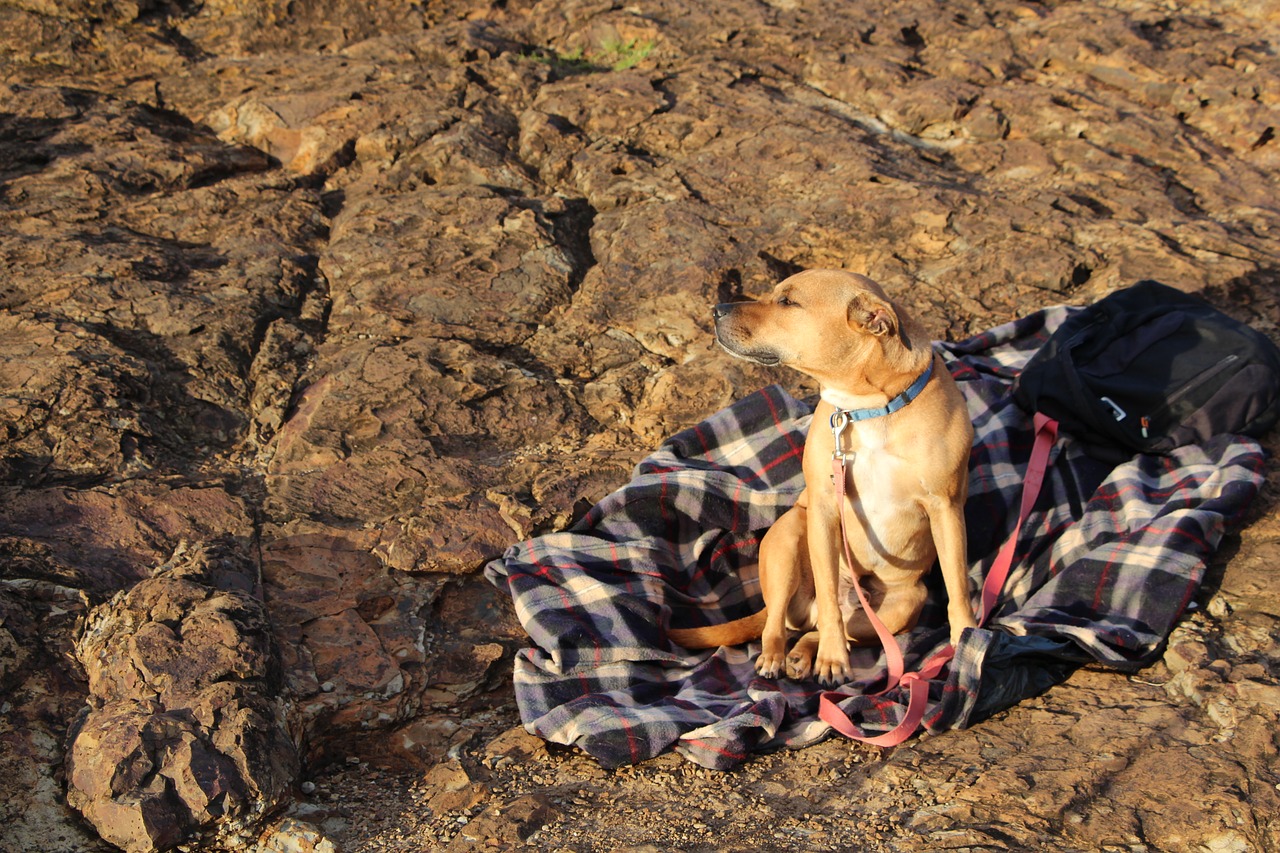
(669, 269), (977, 685)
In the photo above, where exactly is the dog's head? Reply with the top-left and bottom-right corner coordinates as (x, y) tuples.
(714, 269), (922, 389)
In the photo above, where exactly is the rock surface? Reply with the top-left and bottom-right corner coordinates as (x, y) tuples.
(66, 540), (298, 852)
(1, 0), (1279, 850)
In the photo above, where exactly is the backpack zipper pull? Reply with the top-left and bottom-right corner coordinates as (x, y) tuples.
(1141, 416), (1150, 438)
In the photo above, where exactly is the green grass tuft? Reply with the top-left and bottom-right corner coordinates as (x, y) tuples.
(529, 37), (656, 74)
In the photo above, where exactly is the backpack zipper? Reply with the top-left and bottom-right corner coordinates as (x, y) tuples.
(1142, 353), (1240, 435)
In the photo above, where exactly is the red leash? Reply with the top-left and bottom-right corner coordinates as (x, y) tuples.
(818, 413), (1058, 745)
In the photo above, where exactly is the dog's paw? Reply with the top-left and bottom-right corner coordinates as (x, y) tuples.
(813, 646), (851, 686)
(785, 649), (813, 681)
(782, 632), (819, 680)
(755, 652), (786, 679)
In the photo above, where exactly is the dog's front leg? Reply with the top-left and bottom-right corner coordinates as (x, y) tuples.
(925, 495), (977, 648)
(806, 497), (850, 685)
(755, 505), (806, 679)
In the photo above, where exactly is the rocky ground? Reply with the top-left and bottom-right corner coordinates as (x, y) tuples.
(2, 0), (1280, 850)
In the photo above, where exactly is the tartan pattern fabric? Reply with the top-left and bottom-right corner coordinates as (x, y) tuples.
(484, 307), (1267, 769)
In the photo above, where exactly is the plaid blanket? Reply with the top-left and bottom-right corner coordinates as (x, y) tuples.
(484, 307), (1267, 769)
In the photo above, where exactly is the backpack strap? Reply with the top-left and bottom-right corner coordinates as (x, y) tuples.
(818, 413), (1059, 745)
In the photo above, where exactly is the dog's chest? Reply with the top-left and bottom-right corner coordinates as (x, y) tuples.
(844, 449), (914, 516)
(837, 420), (900, 483)
(843, 419), (890, 455)
(837, 429), (932, 565)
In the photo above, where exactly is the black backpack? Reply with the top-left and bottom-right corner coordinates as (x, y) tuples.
(1012, 280), (1280, 462)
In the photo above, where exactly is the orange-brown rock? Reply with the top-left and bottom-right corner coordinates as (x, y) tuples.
(2, 0), (1280, 850)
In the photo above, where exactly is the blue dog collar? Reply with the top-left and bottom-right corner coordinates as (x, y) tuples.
(829, 360), (933, 429)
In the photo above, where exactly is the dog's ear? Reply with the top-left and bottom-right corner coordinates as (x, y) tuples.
(848, 292), (899, 337)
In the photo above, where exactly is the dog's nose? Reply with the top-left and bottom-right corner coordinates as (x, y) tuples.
(714, 303), (734, 320)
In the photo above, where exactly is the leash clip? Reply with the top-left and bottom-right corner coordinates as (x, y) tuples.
(829, 410), (855, 463)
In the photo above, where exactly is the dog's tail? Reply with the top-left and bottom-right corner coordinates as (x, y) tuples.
(667, 609), (767, 649)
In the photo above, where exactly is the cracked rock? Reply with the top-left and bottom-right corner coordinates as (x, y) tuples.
(65, 541), (298, 852)
(3, 0), (1280, 850)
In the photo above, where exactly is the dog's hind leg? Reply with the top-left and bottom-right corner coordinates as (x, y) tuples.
(844, 580), (928, 645)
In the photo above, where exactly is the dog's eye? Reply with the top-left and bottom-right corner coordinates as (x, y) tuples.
(777, 295), (798, 307)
